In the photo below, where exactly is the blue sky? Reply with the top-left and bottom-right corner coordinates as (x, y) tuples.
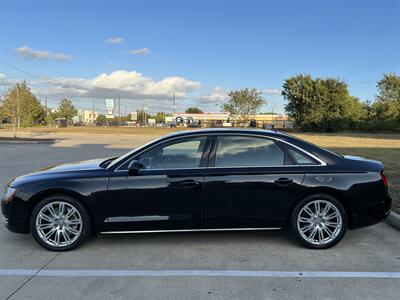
(0, 0), (399, 114)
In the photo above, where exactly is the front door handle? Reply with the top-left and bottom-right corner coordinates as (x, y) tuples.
(178, 180), (201, 188)
(274, 178), (293, 185)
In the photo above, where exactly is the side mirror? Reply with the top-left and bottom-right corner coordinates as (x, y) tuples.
(127, 160), (144, 175)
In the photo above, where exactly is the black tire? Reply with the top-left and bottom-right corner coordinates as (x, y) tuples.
(289, 194), (347, 249)
(30, 194), (91, 251)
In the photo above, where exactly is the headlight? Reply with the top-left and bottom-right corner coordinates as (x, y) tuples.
(3, 187), (16, 203)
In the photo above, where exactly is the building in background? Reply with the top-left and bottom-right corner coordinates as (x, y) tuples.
(73, 110), (98, 124)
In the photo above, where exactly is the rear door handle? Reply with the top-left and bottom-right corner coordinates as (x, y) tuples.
(274, 178), (293, 185)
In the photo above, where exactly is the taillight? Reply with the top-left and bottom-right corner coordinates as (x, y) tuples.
(381, 170), (388, 187)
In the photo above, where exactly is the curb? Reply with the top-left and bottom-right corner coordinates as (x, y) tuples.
(385, 211), (400, 230)
(0, 139), (57, 144)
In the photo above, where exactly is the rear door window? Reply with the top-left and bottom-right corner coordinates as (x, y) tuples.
(214, 136), (284, 167)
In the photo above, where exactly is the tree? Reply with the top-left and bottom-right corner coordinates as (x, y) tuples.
(0, 81), (45, 137)
(96, 114), (107, 123)
(57, 98), (77, 122)
(282, 75), (365, 131)
(155, 112), (166, 123)
(136, 109), (151, 124)
(185, 107), (203, 114)
(374, 73), (400, 121)
(221, 88), (265, 125)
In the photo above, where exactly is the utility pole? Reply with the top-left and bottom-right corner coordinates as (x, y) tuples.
(17, 85), (20, 130)
(144, 99), (148, 126)
(92, 98), (95, 123)
(45, 96), (48, 117)
(172, 91), (176, 114)
(118, 96), (121, 126)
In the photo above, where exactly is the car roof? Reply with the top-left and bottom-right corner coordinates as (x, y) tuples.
(163, 128), (289, 139)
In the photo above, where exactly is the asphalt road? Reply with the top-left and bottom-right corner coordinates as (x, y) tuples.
(0, 137), (399, 300)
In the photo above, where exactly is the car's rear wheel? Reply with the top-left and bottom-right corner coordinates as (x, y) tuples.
(30, 195), (91, 251)
(290, 194), (347, 249)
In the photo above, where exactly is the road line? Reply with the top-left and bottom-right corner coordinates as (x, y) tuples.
(1, 269), (400, 279)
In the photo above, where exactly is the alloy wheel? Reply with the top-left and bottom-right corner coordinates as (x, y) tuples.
(35, 201), (83, 247)
(296, 200), (343, 246)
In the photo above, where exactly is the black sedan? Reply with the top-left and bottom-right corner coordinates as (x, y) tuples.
(2, 129), (391, 251)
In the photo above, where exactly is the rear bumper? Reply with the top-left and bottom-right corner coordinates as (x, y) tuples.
(350, 210), (391, 229)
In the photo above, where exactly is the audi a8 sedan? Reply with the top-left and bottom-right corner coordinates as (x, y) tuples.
(2, 129), (391, 251)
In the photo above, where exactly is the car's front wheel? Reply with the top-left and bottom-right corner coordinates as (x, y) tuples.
(290, 194), (347, 249)
(30, 195), (91, 251)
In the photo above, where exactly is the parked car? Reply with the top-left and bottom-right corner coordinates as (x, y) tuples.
(2, 129), (391, 251)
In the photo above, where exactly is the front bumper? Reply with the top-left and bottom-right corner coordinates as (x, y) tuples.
(1, 198), (30, 234)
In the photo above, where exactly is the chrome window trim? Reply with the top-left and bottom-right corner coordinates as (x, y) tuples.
(113, 132), (327, 172)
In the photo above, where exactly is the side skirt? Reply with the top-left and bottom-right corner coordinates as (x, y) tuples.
(99, 227), (282, 234)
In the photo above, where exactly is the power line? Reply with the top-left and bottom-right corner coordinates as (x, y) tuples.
(0, 59), (41, 79)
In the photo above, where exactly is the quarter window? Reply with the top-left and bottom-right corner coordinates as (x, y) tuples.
(214, 136), (284, 167)
(136, 137), (207, 169)
(286, 147), (317, 165)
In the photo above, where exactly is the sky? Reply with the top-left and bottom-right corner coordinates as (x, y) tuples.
(0, 0), (399, 115)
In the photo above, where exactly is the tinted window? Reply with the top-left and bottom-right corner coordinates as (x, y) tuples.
(215, 136), (284, 167)
(137, 137), (207, 169)
(287, 147), (317, 165)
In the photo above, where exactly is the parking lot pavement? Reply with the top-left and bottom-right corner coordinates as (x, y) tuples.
(1, 139), (400, 299)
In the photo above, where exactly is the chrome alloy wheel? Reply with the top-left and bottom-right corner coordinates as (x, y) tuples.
(35, 201), (83, 247)
(296, 200), (343, 245)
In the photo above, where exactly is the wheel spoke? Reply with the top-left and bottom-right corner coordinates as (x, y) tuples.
(322, 226), (333, 238)
(55, 230), (61, 246)
(61, 230), (71, 244)
(298, 216), (311, 223)
(308, 227), (318, 240)
(66, 219), (81, 226)
(322, 203), (331, 216)
(58, 202), (65, 217)
(47, 206), (58, 218)
(317, 227), (324, 242)
(304, 207), (314, 216)
(314, 201), (321, 215)
(44, 228), (57, 239)
(65, 226), (80, 236)
(325, 221), (340, 227)
(38, 223), (54, 230)
(301, 224), (313, 232)
(65, 207), (77, 219)
(39, 212), (53, 223)
(325, 212), (339, 220)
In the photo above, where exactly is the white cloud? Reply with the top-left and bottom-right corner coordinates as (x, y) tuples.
(199, 86), (229, 103)
(104, 37), (124, 44)
(128, 48), (151, 55)
(15, 46), (72, 61)
(0, 73), (18, 86)
(263, 88), (281, 95)
(39, 70), (201, 100)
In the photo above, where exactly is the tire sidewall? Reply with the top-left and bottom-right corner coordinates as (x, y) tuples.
(30, 194), (91, 251)
(290, 194), (347, 249)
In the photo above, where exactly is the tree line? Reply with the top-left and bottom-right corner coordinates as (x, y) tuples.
(282, 73), (400, 132)
(0, 82), (78, 137)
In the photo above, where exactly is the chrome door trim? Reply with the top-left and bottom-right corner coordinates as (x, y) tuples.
(99, 227), (282, 234)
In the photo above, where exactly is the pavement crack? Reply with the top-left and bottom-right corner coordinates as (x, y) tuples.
(6, 252), (61, 300)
